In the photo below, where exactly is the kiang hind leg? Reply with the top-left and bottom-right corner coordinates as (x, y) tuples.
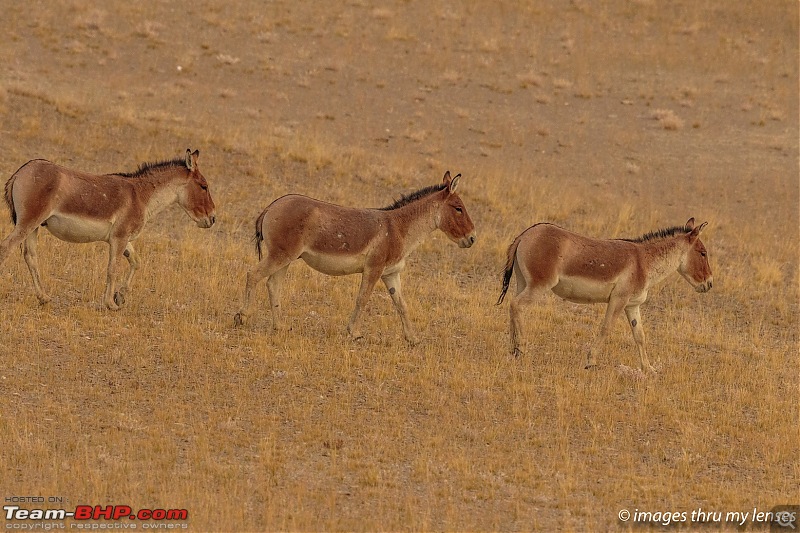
(22, 227), (50, 304)
(347, 266), (382, 340)
(509, 260), (549, 358)
(509, 288), (536, 358)
(0, 221), (35, 267)
(0, 231), (22, 267)
(508, 261), (536, 358)
(114, 242), (140, 306)
(585, 294), (628, 369)
(234, 251), (292, 328)
(1, 213), (48, 303)
(266, 264), (289, 331)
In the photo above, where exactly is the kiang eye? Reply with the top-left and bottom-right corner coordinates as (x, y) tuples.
(700, 251), (707, 257)
(455, 206), (463, 214)
(200, 184), (208, 191)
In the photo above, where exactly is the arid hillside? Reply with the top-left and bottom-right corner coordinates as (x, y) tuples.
(0, 1), (797, 531)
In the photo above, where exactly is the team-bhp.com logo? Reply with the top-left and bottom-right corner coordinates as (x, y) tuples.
(4, 504), (188, 521)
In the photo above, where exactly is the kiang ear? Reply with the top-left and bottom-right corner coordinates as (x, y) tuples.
(689, 221), (708, 240)
(185, 149), (195, 171)
(448, 173), (462, 193)
(684, 217), (696, 231)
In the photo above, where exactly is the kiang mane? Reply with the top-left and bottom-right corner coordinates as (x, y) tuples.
(116, 157), (188, 178)
(620, 225), (689, 243)
(378, 183), (447, 211)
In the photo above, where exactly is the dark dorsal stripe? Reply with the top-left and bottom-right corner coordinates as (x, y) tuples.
(379, 183), (447, 211)
(116, 158), (188, 179)
(620, 225), (689, 243)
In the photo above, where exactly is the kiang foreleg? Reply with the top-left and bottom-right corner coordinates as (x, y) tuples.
(382, 271), (418, 345)
(114, 242), (140, 306)
(625, 305), (656, 373)
(104, 237), (128, 310)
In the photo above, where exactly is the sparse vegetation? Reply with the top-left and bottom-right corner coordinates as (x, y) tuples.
(651, 109), (685, 130)
(0, 1), (796, 531)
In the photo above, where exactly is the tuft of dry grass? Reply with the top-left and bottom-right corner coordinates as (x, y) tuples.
(651, 108), (685, 130)
(517, 71), (544, 88)
(552, 78), (573, 90)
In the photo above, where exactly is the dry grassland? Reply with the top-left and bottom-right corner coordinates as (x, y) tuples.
(0, 1), (797, 531)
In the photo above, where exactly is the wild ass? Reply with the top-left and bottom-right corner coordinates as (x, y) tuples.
(0, 149), (216, 309)
(234, 171), (476, 343)
(497, 218), (712, 372)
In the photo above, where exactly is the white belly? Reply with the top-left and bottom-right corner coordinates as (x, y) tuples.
(301, 250), (366, 276)
(551, 275), (614, 304)
(43, 214), (113, 243)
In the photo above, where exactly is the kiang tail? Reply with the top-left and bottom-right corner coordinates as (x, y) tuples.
(496, 234), (522, 305)
(254, 209), (267, 261)
(4, 175), (17, 226)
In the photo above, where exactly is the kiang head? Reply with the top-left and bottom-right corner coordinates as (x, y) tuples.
(678, 217), (712, 293)
(177, 149), (216, 228)
(437, 171), (476, 248)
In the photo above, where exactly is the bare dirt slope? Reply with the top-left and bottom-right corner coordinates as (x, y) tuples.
(1, 1), (797, 531)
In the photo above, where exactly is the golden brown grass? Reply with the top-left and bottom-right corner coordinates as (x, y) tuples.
(0, 1), (797, 531)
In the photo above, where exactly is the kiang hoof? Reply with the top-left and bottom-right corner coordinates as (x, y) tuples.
(585, 363), (598, 370)
(233, 313), (245, 327)
(512, 348), (523, 358)
(113, 291), (125, 307)
(347, 326), (364, 341)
